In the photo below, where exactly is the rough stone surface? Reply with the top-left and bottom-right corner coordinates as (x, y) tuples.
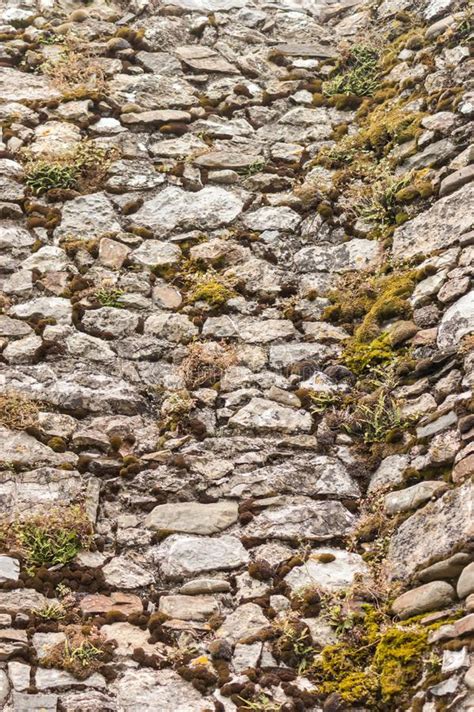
(387, 481), (474, 580)
(0, 0), (472, 708)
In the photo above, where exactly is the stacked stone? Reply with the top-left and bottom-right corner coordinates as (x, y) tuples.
(0, 0), (472, 709)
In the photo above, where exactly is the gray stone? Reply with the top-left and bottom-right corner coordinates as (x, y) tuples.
(285, 548), (369, 593)
(155, 534), (249, 580)
(0, 316), (33, 338)
(384, 481), (448, 515)
(417, 552), (472, 583)
(36, 668), (106, 690)
(0, 428), (76, 468)
(229, 397), (312, 434)
(295, 239), (382, 274)
(437, 292), (474, 349)
(21, 246), (68, 274)
(0, 467), (85, 517)
(216, 455), (359, 500)
(440, 165), (474, 197)
(3, 335), (43, 364)
(0, 67), (60, 103)
(159, 594), (218, 621)
(391, 581), (456, 620)
(102, 556), (154, 589)
(387, 480), (474, 580)
(55, 193), (121, 239)
(457, 562), (474, 599)
(115, 668), (204, 712)
(130, 241), (181, 268)
(12, 692), (58, 711)
(82, 308), (140, 339)
(416, 411), (458, 439)
(144, 313), (198, 343)
(178, 578), (231, 595)
(194, 151), (260, 169)
(109, 73), (197, 111)
(10, 297), (72, 325)
(133, 186), (244, 234)
(0, 556), (19, 584)
(392, 184), (474, 259)
(145, 501), (238, 535)
(215, 603), (268, 644)
(243, 206), (301, 232)
(244, 498), (355, 541)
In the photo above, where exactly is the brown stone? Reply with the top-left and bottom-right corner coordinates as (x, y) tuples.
(79, 592), (143, 616)
(452, 454), (474, 483)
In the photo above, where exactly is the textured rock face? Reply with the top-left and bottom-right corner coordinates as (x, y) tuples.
(0, 0), (472, 709)
(387, 481), (474, 580)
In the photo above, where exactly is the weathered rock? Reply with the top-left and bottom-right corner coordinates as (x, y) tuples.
(285, 549), (369, 593)
(0, 429), (76, 468)
(295, 239), (382, 274)
(215, 603), (269, 644)
(387, 480), (474, 580)
(384, 481), (448, 515)
(102, 556), (154, 589)
(159, 594), (218, 621)
(437, 291), (474, 349)
(392, 184), (474, 258)
(115, 668), (204, 711)
(0, 557), (20, 584)
(154, 534), (249, 580)
(244, 498), (355, 541)
(0, 67), (61, 102)
(216, 456), (359, 500)
(80, 593), (143, 617)
(55, 193), (121, 239)
(133, 186), (244, 234)
(229, 397), (312, 433)
(391, 581), (456, 620)
(145, 501), (238, 535)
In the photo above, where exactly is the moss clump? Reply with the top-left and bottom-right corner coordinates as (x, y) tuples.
(0, 505), (92, 572)
(323, 269), (418, 374)
(311, 606), (430, 709)
(374, 626), (428, 700)
(0, 392), (39, 430)
(188, 276), (235, 307)
(323, 45), (380, 98)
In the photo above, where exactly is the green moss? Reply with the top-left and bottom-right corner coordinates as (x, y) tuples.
(311, 605), (430, 709)
(188, 277), (235, 306)
(374, 626), (428, 700)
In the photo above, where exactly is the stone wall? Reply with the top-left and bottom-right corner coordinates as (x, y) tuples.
(0, 0), (472, 710)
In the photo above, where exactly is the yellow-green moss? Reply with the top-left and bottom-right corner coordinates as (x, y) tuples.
(311, 605), (430, 709)
(188, 277), (235, 307)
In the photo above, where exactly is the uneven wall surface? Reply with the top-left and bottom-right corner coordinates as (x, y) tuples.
(0, 0), (473, 710)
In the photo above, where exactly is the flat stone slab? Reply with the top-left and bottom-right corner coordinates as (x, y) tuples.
(154, 534), (249, 580)
(145, 501), (239, 535)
